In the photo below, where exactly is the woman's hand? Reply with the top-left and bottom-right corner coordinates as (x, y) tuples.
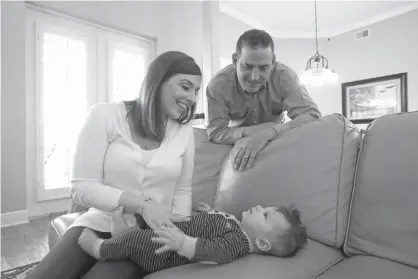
(141, 200), (190, 231)
(152, 223), (185, 254)
(110, 206), (130, 237)
(118, 192), (146, 214)
(118, 192), (190, 230)
(197, 202), (213, 212)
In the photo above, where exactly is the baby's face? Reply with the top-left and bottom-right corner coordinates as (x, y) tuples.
(241, 205), (290, 238)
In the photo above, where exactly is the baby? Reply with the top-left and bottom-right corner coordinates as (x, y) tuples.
(78, 203), (307, 273)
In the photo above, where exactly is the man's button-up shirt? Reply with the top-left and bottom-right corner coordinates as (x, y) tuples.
(206, 61), (322, 144)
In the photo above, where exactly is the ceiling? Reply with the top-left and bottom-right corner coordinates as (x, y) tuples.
(219, 0), (418, 38)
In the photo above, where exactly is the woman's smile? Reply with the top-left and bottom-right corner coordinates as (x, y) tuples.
(176, 100), (189, 110)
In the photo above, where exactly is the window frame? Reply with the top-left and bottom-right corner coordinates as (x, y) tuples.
(26, 5), (157, 202)
(106, 31), (154, 103)
(36, 22), (94, 201)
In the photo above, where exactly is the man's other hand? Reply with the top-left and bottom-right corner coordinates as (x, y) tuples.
(231, 135), (267, 171)
(242, 122), (275, 137)
(232, 127), (277, 171)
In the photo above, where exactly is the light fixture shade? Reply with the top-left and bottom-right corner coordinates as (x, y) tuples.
(300, 70), (313, 85)
(300, 68), (338, 86)
(322, 68), (339, 84)
(301, 0), (338, 87)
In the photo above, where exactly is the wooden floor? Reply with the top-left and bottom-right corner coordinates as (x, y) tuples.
(1, 213), (65, 271)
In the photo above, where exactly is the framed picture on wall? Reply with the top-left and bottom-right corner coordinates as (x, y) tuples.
(341, 73), (408, 124)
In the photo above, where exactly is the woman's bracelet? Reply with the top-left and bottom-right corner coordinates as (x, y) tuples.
(138, 197), (153, 215)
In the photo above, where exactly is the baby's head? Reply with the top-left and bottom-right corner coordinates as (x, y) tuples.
(241, 205), (307, 257)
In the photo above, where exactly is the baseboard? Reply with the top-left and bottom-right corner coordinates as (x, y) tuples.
(1, 210), (29, 227)
(27, 198), (71, 219)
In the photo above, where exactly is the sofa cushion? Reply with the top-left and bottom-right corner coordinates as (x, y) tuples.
(214, 114), (361, 248)
(344, 112), (418, 268)
(191, 128), (232, 210)
(315, 256), (418, 279)
(144, 239), (344, 279)
(51, 212), (83, 237)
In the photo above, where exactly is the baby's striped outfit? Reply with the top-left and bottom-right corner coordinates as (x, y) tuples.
(99, 210), (252, 273)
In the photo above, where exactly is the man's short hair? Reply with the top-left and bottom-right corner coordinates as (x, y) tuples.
(269, 206), (308, 257)
(235, 29), (275, 56)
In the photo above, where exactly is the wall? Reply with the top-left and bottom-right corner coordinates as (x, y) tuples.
(1, 2), (27, 214)
(218, 11), (253, 61)
(34, 1), (204, 65)
(2, 2), (417, 216)
(219, 12), (316, 68)
(218, 8), (418, 119)
(316, 8), (418, 116)
(1, 1), (205, 216)
(217, 12), (329, 114)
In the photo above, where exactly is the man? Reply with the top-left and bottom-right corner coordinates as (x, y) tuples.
(206, 29), (321, 171)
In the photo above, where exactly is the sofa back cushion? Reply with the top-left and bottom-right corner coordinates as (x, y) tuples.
(344, 112), (418, 268)
(191, 128), (232, 211)
(213, 114), (361, 248)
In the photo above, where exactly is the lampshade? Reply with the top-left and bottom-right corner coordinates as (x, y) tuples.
(300, 0), (338, 86)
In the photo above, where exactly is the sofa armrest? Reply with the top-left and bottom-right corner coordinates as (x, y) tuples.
(48, 212), (85, 250)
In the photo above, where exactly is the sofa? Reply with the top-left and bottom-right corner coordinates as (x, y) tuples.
(49, 112), (418, 279)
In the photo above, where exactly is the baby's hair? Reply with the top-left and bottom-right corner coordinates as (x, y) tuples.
(268, 205), (307, 257)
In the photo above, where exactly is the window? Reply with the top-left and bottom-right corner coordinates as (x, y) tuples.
(110, 48), (145, 102)
(41, 29), (89, 192)
(107, 32), (153, 103)
(26, 7), (156, 201)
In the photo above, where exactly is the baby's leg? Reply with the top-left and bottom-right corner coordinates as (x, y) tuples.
(79, 226), (171, 272)
(78, 228), (107, 260)
(78, 227), (141, 261)
(101, 227), (170, 272)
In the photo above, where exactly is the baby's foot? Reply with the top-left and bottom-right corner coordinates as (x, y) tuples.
(78, 228), (104, 260)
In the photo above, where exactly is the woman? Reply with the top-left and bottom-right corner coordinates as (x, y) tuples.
(28, 51), (202, 279)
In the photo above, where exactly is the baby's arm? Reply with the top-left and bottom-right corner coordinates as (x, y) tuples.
(179, 232), (247, 264)
(152, 225), (247, 265)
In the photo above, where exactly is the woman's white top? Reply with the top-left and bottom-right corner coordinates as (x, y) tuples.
(67, 102), (195, 232)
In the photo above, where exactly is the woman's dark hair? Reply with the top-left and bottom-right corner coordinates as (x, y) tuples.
(125, 51), (202, 142)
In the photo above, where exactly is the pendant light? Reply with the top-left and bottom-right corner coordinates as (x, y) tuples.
(300, 0), (338, 86)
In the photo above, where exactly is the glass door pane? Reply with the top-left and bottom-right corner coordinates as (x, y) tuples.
(41, 32), (88, 190)
(110, 47), (145, 102)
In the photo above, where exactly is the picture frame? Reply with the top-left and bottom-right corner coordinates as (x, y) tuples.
(341, 73), (408, 124)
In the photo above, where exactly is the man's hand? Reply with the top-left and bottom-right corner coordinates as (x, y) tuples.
(232, 127), (277, 171)
(152, 224), (186, 254)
